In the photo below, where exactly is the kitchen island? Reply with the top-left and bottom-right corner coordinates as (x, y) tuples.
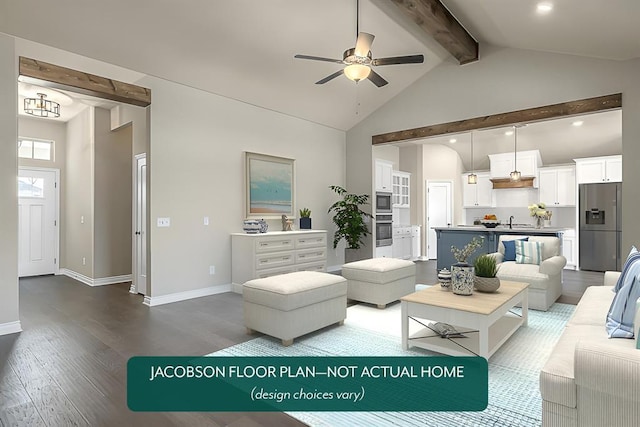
(434, 226), (566, 270)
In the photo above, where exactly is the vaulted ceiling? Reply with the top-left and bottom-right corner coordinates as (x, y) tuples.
(2, 1), (639, 130)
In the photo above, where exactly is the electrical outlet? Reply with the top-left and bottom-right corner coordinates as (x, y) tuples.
(82, 257), (86, 265)
(209, 265), (215, 275)
(81, 215), (84, 224)
(157, 217), (171, 227)
(204, 216), (209, 226)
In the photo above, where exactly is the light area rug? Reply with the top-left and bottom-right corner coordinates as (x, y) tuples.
(212, 301), (575, 427)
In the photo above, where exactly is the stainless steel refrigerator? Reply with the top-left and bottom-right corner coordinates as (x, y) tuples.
(579, 182), (622, 272)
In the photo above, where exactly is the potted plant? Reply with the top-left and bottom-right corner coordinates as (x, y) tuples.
(473, 254), (501, 293)
(299, 208), (312, 229)
(450, 236), (484, 295)
(327, 185), (372, 263)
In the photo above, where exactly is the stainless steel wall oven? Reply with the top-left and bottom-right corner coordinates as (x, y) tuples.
(375, 214), (393, 247)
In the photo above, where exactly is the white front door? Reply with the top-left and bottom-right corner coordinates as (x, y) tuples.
(134, 154), (147, 295)
(18, 168), (58, 277)
(426, 181), (452, 260)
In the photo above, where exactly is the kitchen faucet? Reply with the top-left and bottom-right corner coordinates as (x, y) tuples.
(509, 215), (514, 229)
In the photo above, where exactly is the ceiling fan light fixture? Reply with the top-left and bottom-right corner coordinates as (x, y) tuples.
(24, 93), (60, 118)
(344, 63), (371, 82)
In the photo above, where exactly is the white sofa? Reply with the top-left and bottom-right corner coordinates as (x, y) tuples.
(490, 235), (566, 311)
(540, 271), (640, 427)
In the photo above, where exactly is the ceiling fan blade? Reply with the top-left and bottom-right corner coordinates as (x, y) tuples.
(294, 54), (344, 64)
(372, 55), (425, 66)
(367, 69), (388, 87)
(315, 70), (344, 85)
(354, 32), (375, 57)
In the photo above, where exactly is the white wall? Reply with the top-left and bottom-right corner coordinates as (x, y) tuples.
(139, 75), (346, 298)
(347, 45), (640, 255)
(0, 34), (19, 332)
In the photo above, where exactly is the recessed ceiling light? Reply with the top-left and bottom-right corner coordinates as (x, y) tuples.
(505, 131), (514, 136)
(537, 2), (553, 13)
(572, 120), (584, 127)
(449, 138), (457, 143)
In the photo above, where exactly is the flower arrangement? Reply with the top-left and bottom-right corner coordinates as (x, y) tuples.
(528, 203), (552, 220)
(451, 236), (484, 264)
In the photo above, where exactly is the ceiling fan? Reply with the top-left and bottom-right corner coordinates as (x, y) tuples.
(294, 0), (424, 87)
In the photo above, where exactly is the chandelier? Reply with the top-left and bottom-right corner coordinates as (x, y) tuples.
(24, 93), (60, 118)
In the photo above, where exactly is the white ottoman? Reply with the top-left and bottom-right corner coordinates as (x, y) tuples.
(341, 258), (416, 309)
(243, 271), (347, 346)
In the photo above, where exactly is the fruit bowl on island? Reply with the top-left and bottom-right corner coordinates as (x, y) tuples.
(480, 215), (499, 228)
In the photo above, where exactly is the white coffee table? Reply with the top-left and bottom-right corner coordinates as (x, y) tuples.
(400, 281), (528, 359)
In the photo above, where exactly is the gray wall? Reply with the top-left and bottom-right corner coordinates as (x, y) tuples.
(64, 108), (94, 277)
(94, 108), (132, 278)
(347, 45), (640, 257)
(139, 75), (346, 298)
(0, 34), (19, 328)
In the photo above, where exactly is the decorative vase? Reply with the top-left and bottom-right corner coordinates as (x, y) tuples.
(438, 268), (452, 289)
(535, 216), (544, 229)
(242, 219), (261, 234)
(258, 219), (268, 233)
(474, 276), (501, 293)
(300, 217), (312, 230)
(451, 263), (474, 295)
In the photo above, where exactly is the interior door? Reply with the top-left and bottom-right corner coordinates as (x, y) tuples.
(18, 168), (58, 277)
(426, 181), (452, 260)
(134, 155), (147, 295)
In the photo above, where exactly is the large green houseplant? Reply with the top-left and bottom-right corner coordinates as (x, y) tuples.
(328, 185), (372, 262)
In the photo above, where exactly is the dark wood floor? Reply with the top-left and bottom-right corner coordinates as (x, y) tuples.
(0, 264), (604, 426)
(0, 275), (305, 427)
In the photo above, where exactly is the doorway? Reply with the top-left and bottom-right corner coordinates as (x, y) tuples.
(18, 167), (59, 277)
(132, 154), (147, 295)
(426, 180), (452, 260)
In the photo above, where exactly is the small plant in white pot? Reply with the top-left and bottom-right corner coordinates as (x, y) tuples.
(473, 254), (501, 293)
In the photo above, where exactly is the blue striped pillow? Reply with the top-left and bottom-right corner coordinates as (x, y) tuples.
(615, 246), (640, 292)
(515, 240), (544, 265)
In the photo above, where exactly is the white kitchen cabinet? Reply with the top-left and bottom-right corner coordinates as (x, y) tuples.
(574, 155), (622, 183)
(563, 229), (576, 270)
(392, 171), (410, 207)
(375, 159), (393, 192)
(538, 166), (576, 207)
(231, 230), (327, 292)
(489, 150), (542, 180)
(392, 226), (412, 260)
(463, 172), (493, 207)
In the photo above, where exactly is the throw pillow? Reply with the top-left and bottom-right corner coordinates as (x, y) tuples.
(615, 246), (640, 292)
(636, 298), (640, 349)
(606, 255), (640, 338)
(515, 240), (544, 265)
(503, 237), (529, 262)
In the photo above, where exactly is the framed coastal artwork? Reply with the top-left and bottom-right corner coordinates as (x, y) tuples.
(245, 152), (295, 219)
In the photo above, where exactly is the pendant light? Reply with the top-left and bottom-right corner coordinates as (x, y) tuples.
(467, 131), (477, 184)
(24, 93), (60, 118)
(510, 125), (521, 182)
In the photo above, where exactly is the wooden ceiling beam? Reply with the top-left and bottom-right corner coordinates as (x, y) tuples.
(389, 0), (478, 64)
(19, 57), (151, 107)
(372, 93), (622, 145)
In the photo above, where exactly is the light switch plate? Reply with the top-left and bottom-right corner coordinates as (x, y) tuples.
(157, 217), (171, 227)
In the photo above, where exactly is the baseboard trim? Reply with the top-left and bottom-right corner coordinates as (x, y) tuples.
(143, 284), (232, 307)
(232, 282), (243, 294)
(0, 321), (22, 336)
(327, 264), (342, 273)
(61, 269), (132, 287)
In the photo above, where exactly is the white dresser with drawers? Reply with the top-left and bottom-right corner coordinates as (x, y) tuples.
(231, 230), (328, 293)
